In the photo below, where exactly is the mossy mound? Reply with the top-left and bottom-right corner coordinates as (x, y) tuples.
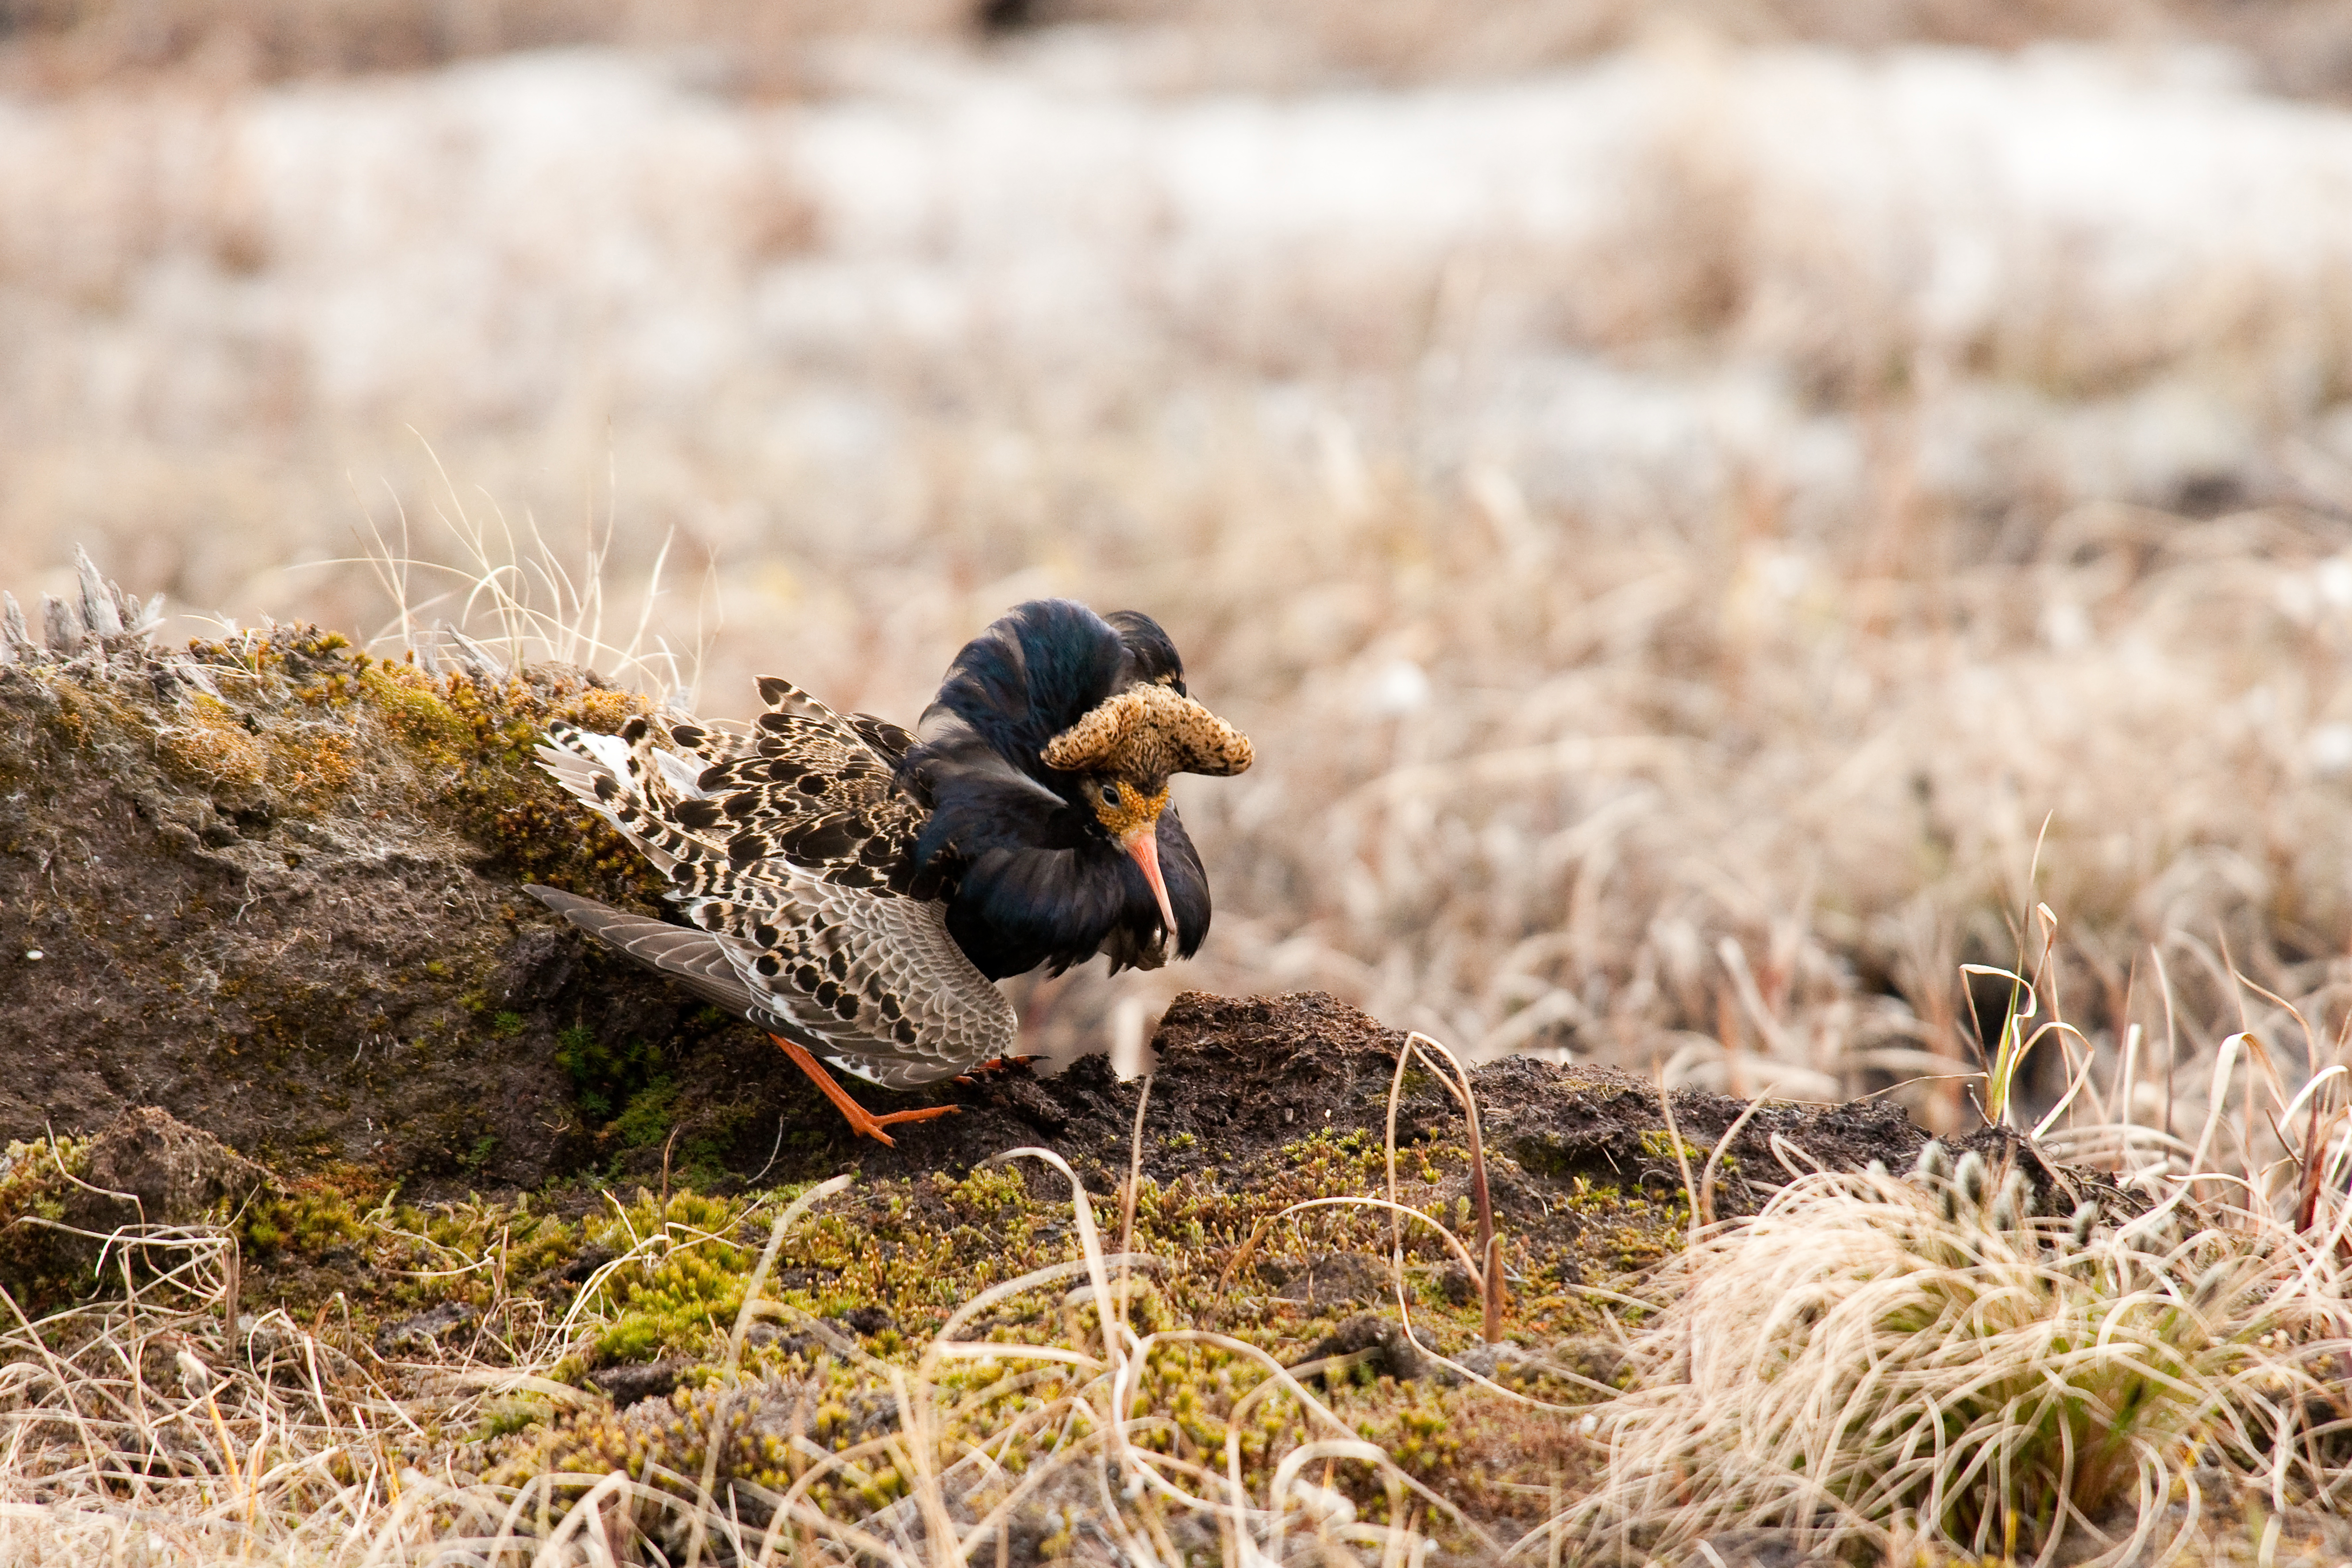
(7, 1104), (1662, 1556)
(0, 1038), (1930, 1557)
(470, 1138), (1631, 1545)
(0, 619), (707, 1185)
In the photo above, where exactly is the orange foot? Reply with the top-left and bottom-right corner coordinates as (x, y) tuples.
(768, 1034), (961, 1147)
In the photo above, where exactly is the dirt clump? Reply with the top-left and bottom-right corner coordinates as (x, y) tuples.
(63, 1104), (270, 1233)
(1265, 1249), (1390, 1306)
(794, 990), (1929, 1218)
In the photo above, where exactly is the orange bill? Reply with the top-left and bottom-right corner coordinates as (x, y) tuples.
(1120, 822), (1179, 938)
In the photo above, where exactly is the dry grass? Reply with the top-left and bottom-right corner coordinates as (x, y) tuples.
(8, 24), (2352, 1125)
(1017, 0), (2185, 89)
(1555, 1154), (2351, 1564)
(15, 14), (2352, 1559)
(0, 1217), (518, 1564)
(0, 1121), (1521, 1564)
(346, 459), (715, 701)
(1525, 916), (2352, 1563)
(16, 0), (2352, 103)
(0, 0), (968, 93)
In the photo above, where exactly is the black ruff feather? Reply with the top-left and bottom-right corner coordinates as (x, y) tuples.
(900, 598), (1215, 979)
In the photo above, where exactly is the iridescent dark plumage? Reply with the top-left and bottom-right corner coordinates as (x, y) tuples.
(902, 600), (1230, 979)
(527, 598), (1251, 1141)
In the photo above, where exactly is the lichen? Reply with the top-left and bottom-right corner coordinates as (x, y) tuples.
(163, 628), (665, 905)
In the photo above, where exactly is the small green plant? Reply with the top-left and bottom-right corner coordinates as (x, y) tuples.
(554, 1024), (666, 1124)
(612, 1081), (681, 1148)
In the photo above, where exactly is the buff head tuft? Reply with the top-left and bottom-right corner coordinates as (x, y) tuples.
(1041, 681), (1253, 780)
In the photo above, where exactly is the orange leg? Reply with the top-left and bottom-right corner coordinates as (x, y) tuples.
(768, 1035), (959, 1147)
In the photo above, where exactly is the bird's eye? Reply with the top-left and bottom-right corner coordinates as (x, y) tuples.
(1100, 783), (1120, 806)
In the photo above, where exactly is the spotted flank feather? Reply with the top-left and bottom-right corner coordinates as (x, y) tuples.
(531, 689), (1014, 1088)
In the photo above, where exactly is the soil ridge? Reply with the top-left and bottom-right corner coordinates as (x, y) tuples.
(0, 618), (1940, 1203)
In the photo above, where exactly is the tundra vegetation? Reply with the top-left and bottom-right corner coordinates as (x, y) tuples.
(12, 0), (2352, 1562)
(0, 612), (2346, 1564)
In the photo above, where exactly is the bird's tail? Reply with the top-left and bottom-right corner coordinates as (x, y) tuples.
(524, 884), (764, 1020)
(535, 713), (738, 882)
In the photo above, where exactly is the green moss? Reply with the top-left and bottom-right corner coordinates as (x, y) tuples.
(0, 1136), (93, 1311)
(612, 1081), (681, 1149)
(51, 1124), (1647, 1557)
(575, 1190), (759, 1364)
(556, 1026), (667, 1125)
(478, 1395), (555, 1441)
(356, 663), (471, 758)
(235, 1167), (380, 1260)
(477, 1151), (1611, 1552)
(1639, 1128), (1707, 1166)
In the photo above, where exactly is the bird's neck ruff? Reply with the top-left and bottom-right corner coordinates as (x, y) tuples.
(1040, 679), (1254, 780)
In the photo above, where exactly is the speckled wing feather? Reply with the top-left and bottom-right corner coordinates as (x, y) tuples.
(531, 685), (1015, 1086)
(525, 887), (766, 1020)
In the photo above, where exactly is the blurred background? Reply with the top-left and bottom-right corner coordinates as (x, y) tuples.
(12, 0), (2352, 1145)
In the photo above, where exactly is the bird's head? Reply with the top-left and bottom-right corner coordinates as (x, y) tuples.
(905, 599), (1254, 951)
(1041, 675), (1253, 936)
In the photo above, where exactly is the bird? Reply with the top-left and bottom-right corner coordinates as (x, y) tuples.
(527, 598), (1253, 1144)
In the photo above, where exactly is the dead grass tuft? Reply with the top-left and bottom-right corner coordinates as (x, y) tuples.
(1555, 1151), (2351, 1564)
